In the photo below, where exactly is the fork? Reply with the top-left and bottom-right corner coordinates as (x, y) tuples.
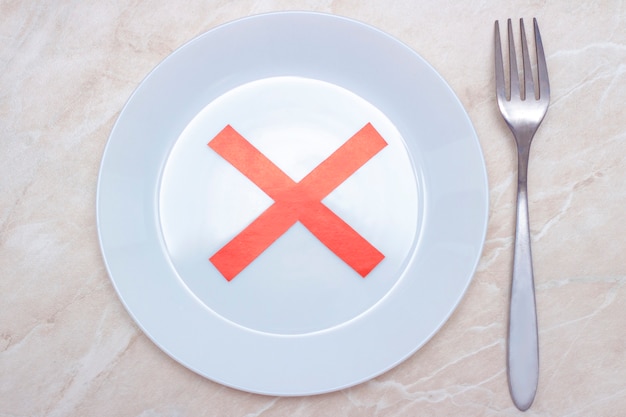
(494, 18), (550, 411)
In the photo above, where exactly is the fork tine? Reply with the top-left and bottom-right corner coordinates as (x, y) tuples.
(507, 19), (520, 99)
(494, 21), (506, 101)
(520, 19), (534, 100)
(534, 18), (550, 101)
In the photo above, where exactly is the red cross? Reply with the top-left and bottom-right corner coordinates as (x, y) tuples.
(208, 123), (387, 281)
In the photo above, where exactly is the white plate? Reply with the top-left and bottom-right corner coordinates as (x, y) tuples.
(97, 12), (488, 395)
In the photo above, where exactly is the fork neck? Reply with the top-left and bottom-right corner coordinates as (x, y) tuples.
(516, 141), (532, 185)
(512, 125), (536, 184)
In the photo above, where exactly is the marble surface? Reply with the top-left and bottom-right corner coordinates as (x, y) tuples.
(2, 1), (625, 416)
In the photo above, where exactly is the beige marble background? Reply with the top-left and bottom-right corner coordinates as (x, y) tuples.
(2, 1), (625, 416)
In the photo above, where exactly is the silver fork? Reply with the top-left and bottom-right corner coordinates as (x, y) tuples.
(494, 18), (550, 411)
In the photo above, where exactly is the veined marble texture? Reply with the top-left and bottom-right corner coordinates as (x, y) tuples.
(1, 1), (625, 416)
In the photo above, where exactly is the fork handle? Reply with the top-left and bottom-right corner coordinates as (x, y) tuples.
(508, 147), (539, 411)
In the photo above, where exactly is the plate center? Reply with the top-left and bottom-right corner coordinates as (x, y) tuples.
(159, 76), (419, 335)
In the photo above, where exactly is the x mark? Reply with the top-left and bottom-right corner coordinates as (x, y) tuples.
(208, 123), (387, 281)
